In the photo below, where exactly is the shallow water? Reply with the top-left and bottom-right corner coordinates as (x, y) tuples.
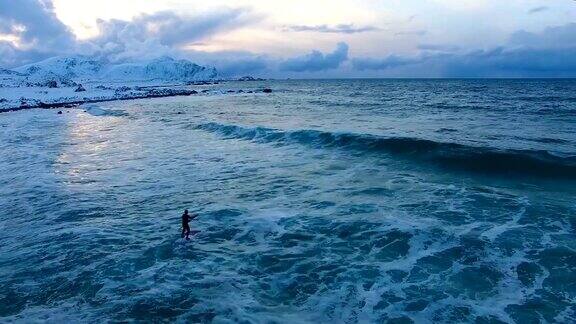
(1, 79), (575, 323)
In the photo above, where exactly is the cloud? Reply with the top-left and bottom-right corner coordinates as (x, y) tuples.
(0, 0), (75, 49)
(352, 55), (421, 71)
(351, 24), (576, 77)
(0, 0), (76, 66)
(215, 58), (268, 76)
(0, 0), (257, 67)
(279, 42), (349, 72)
(438, 47), (576, 77)
(191, 43), (356, 77)
(417, 44), (460, 52)
(509, 23), (576, 49)
(0, 42), (52, 67)
(1, 0), (575, 78)
(283, 24), (380, 34)
(395, 30), (427, 37)
(183, 49), (270, 77)
(88, 9), (256, 62)
(528, 6), (549, 14)
(94, 9), (254, 48)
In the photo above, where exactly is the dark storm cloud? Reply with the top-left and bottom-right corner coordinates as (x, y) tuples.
(279, 42), (349, 72)
(283, 24), (380, 34)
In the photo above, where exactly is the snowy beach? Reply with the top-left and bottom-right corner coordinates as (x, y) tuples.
(0, 56), (223, 111)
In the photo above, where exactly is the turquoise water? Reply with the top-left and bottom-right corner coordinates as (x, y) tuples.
(0, 80), (575, 323)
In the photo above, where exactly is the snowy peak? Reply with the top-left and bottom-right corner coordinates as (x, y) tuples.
(105, 57), (218, 81)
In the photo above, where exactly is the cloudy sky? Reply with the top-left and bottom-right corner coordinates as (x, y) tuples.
(1, 0), (575, 77)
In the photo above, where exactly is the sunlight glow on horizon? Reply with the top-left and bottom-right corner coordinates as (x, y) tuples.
(50, 0), (576, 56)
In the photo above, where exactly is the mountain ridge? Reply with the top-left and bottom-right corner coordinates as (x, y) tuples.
(6, 55), (218, 86)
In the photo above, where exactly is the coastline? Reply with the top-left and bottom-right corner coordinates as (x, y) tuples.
(0, 82), (271, 113)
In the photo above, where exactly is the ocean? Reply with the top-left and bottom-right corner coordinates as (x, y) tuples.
(0, 79), (575, 323)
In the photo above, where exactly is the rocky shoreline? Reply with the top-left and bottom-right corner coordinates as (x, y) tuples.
(0, 85), (273, 113)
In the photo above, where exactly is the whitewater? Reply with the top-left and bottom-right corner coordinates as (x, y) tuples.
(0, 79), (575, 323)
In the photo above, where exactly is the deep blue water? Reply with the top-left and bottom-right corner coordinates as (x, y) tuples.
(0, 79), (575, 323)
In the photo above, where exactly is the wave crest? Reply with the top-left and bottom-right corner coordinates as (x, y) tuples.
(196, 122), (576, 178)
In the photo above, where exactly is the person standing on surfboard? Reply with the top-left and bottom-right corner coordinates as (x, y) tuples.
(181, 209), (198, 240)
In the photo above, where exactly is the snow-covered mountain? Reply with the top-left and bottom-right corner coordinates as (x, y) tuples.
(103, 57), (218, 82)
(6, 55), (218, 86)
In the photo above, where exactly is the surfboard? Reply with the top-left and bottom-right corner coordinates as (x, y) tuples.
(183, 230), (201, 240)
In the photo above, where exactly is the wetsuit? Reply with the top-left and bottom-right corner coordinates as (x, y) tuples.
(181, 213), (192, 238)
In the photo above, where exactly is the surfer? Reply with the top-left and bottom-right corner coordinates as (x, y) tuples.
(181, 209), (198, 240)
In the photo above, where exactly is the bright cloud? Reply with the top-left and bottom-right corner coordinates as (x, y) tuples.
(280, 42), (349, 72)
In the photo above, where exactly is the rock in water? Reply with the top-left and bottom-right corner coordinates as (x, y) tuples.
(75, 84), (86, 92)
(115, 86), (132, 93)
(263, 88), (273, 93)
